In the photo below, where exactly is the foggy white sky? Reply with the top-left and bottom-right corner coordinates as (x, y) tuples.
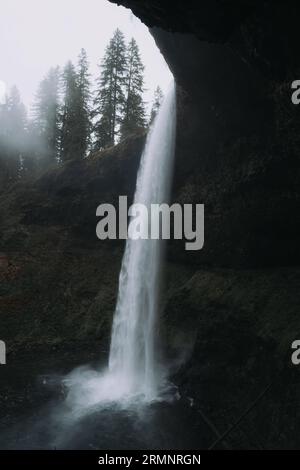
(0, 0), (172, 114)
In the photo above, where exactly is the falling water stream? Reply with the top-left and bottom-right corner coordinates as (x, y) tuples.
(108, 79), (177, 400)
(56, 79), (177, 411)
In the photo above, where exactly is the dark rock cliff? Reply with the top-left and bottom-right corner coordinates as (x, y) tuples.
(111, 0), (300, 268)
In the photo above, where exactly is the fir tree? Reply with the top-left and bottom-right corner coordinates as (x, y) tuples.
(0, 99), (8, 185)
(76, 48), (91, 157)
(32, 67), (60, 166)
(150, 86), (163, 124)
(93, 29), (127, 149)
(60, 61), (80, 161)
(0, 86), (26, 183)
(21, 121), (40, 177)
(121, 38), (146, 140)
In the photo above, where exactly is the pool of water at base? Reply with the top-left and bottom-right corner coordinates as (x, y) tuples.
(0, 350), (210, 450)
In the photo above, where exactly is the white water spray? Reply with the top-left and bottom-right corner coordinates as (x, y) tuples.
(63, 80), (176, 409)
(108, 80), (177, 400)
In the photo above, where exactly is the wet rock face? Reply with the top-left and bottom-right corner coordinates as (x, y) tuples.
(109, 1), (252, 42)
(169, 79), (300, 268)
(161, 266), (300, 449)
(110, 1), (300, 80)
(111, 0), (300, 268)
(0, 253), (8, 270)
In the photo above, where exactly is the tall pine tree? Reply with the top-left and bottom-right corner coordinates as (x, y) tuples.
(76, 48), (91, 157)
(32, 66), (60, 167)
(60, 61), (80, 161)
(120, 38), (146, 140)
(21, 120), (40, 177)
(60, 53), (91, 161)
(0, 86), (27, 183)
(93, 29), (127, 149)
(150, 86), (163, 124)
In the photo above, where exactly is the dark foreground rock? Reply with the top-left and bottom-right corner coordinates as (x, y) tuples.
(161, 264), (300, 448)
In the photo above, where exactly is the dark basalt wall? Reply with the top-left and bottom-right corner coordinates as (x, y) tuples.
(110, 1), (300, 79)
(111, 0), (300, 268)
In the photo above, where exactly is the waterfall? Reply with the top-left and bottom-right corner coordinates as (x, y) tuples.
(63, 81), (176, 409)
(108, 80), (177, 400)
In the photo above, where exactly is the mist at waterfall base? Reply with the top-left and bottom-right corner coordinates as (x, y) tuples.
(63, 79), (177, 417)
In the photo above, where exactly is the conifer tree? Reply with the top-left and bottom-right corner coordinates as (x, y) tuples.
(76, 48), (91, 157)
(60, 61), (80, 161)
(0, 86), (26, 182)
(0, 98), (8, 185)
(120, 38), (146, 140)
(93, 29), (127, 149)
(150, 86), (163, 124)
(21, 121), (40, 177)
(32, 67), (60, 166)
